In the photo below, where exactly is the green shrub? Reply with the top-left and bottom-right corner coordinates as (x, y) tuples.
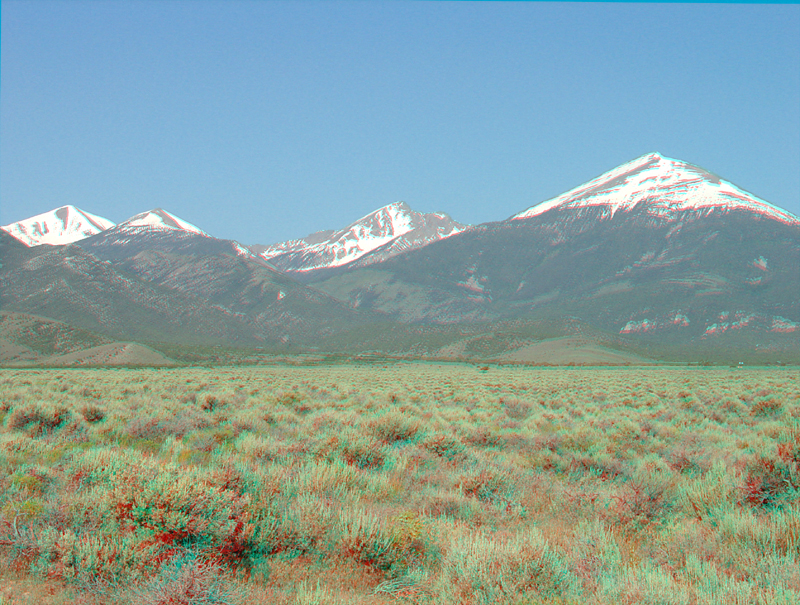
(437, 526), (581, 604)
(335, 508), (395, 570)
(63, 448), (257, 578)
(293, 580), (340, 605)
(677, 461), (737, 522)
(129, 548), (244, 605)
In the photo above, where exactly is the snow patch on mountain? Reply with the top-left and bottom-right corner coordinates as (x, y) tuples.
(1, 205), (115, 246)
(256, 201), (466, 272)
(513, 153), (800, 225)
(232, 242), (257, 259)
(117, 208), (208, 236)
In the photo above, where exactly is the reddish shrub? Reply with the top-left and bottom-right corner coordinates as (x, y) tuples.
(739, 454), (796, 509)
(422, 433), (466, 462)
(6, 404), (70, 435)
(80, 405), (105, 423)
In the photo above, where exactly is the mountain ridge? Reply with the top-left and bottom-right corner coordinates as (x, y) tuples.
(1, 205), (116, 247)
(3, 153), (798, 362)
(251, 201), (467, 273)
(512, 152), (799, 225)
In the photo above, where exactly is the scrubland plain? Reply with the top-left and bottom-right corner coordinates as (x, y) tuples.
(0, 363), (798, 604)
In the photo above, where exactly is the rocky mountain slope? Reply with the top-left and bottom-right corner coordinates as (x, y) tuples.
(305, 154), (799, 360)
(76, 216), (370, 346)
(3, 153), (797, 362)
(0, 231), (266, 346)
(251, 201), (466, 272)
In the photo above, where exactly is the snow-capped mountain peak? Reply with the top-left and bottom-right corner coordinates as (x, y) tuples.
(253, 201), (467, 272)
(116, 208), (208, 236)
(512, 153), (800, 225)
(0, 205), (115, 246)
(338, 202), (416, 252)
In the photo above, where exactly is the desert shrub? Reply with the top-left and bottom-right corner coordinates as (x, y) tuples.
(63, 448), (257, 578)
(293, 580), (340, 605)
(668, 445), (708, 475)
(1, 465), (53, 523)
(7, 464), (54, 496)
(459, 466), (517, 505)
(372, 567), (434, 600)
(247, 505), (316, 561)
(227, 408), (270, 434)
(463, 426), (501, 448)
(335, 508), (395, 570)
(125, 409), (211, 440)
(598, 457), (677, 532)
(604, 480), (670, 531)
(772, 507), (800, 557)
(612, 563), (691, 605)
(571, 519), (622, 590)
(421, 488), (480, 523)
(739, 453), (799, 510)
(677, 461), (737, 522)
(385, 511), (441, 575)
(278, 492), (335, 557)
(179, 391), (198, 405)
(277, 389), (307, 409)
(80, 404), (105, 423)
(421, 432), (467, 462)
(437, 526), (581, 604)
(2, 498), (46, 523)
(234, 433), (281, 461)
(369, 411), (422, 444)
(5, 404), (71, 436)
(293, 458), (373, 499)
(715, 507), (788, 564)
(750, 395), (783, 417)
(684, 553), (758, 605)
(311, 432), (387, 470)
(501, 397), (533, 420)
(109, 473), (254, 565)
(568, 453), (629, 481)
(129, 548), (244, 605)
(340, 436), (386, 470)
(202, 394), (220, 412)
(32, 527), (165, 585)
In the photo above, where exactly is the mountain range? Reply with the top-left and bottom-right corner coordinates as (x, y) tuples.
(2, 152), (798, 364)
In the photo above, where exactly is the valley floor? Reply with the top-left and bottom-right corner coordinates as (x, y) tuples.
(0, 363), (799, 604)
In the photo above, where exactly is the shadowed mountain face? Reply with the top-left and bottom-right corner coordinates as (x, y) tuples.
(0, 232), (264, 346)
(77, 226), (370, 345)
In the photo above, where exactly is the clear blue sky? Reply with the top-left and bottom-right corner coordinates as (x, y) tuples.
(2, 1), (798, 245)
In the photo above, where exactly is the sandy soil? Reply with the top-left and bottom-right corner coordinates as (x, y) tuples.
(492, 336), (652, 365)
(43, 342), (176, 366)
(1, 341), (175, 367)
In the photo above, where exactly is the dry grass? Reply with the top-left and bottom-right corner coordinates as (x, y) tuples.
(0, 362), (799, 604)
